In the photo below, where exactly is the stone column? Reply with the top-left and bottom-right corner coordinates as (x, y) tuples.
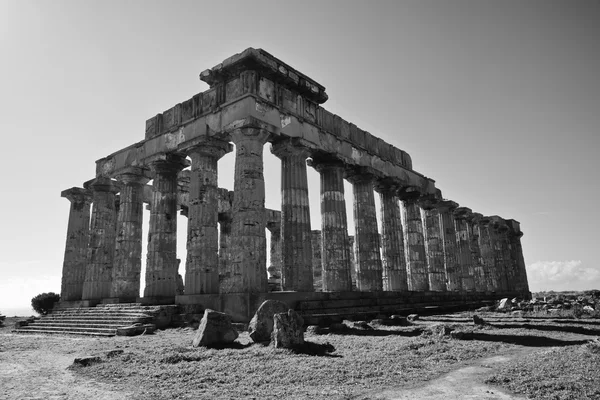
(218, 213), (233, 290)
(308, 158), (352, 292)
(491, 218), (510, 292)
(266, 220), (282, 291)
(420, 199), (447, 292)
(82, 177), (120, 301)
(468, 212), (487, 292)
(399, 190), (429, 291)
(183, 138), (232, 295)
(60, 187), (92, 301)
(144, 154), (189, 299)
(311, 230), (323, 291)
(346, 168), (383, 292)
(110, 167), (150, 301)
(375, 182), (408, 292)
(223, 127), (270, 293)
(348, 235), (357, 290)
(477, 217), (498, 292)
(506, 219), (530, 296)
(453, 207), (475, 292)
(438, 200), (461, 291)
(271, 139), (314, 292)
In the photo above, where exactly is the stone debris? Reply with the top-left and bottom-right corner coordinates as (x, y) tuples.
(423, 324), (454, 338)
(248, 300), (289, 343)
(72, 355), (102, 367)
(497, 298), (510, 310)
(192, 309), (238, 347)
(272, 309), (304, 348)
(407, 314), (419, 322)
(472, 315), (486, 326)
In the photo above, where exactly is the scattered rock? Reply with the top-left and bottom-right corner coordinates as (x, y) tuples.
(583, 305), (595, 313)
(305, 325), (325, 335)
(350, 321), (373, 330)
(383, 315), (410, 326)
(423, 324), (453, 338)
(472, 315), (486, 326)
(248, 300), (289, 343)
(192, 309), (238, 347)
(72, 356), (102, 367)
(407, 314), (419, 322)
(369, 319), (385, 326)
(272, 309), (304, 348)
(497, 298), (510, 311)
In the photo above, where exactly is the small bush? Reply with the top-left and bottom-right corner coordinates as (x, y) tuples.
(31, 292), (60, 315)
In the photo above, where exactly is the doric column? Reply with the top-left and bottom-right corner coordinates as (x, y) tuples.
(348, 235), (357, 290)
(399, 189), (429, 291)
(308, 157), (352, 292)
(420, 198), (447, 292)
(506, 219), (530, 296)
(223, 127), (270, 293)
(82, 177), (120, 301)
(346, 168), (383, 292)
(453, 207), (475, 292)
(110, 167), (150, 300)
(491, 217), (510, 292)
(271, 139), (314, 292)
(311, 230), (323, 291)
(438, 200), (461, 291)
(144, 153), (189, 299)
(477, 216), (498, 292)
(182, 138), (232, 295)
(218, 213), (233, 289)
(467, 212), (487, 292)
(266, 219), (282, 291)
(60, 187), (92, 301)
(374, 182), (408, 292)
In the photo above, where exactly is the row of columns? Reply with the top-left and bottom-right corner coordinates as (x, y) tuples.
(61, 128), (529, 303)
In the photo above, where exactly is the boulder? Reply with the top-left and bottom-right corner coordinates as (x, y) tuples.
(497, 298), (510, 310)
(583, 305), (595, 313)
(272, 309), (304, 348)
(192, 309), (238, 347)
(407, 314), (419, 322)
(472, 315), (486, 326)
(248, 300), (289, 343)
(72, 356), (102, 367)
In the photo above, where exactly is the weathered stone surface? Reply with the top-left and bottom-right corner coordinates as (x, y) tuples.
(472, 315), (486, 325)
(498, 298), (510, 310)
(346, 168), (383, 292)
(375, 183), (408, 292)
(272, 309), (305, 348)
(248, 300), (290, 342)
(192, 309), (239, 347)
(111, 168), (150, 300)
(60, 188), (92, 301)
(82, 177), (119, 301)
(72, 356), (102, 367)
(453, 207), (475, 292)
(506, 220), (530, 296)
(223, 127), (270, 293)
(272, 139), (314, 292)
(400, 194), (428, 291)
(438, 201), (461, 291)
(477, 217), (498, 292)
(309, 157), (352, 292)
(467, 213), (487, 292)
(407, 314), (419, 321)
(183, 138), (232, 295)
(311, 230), (323, 291)
(421, 200), (447, 292)
(144, 154), (189, 298)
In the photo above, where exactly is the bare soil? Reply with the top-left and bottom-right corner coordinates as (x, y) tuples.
(1, 313), (598, 400)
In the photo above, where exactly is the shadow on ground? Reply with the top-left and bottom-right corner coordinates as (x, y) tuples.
(468, 332), (589, 347)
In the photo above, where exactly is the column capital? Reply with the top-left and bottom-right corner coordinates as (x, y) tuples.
(437, 200), (459, 213)
(146, 153), (190, 174)
(490, 216), (509, 233)
(181, 137), (233, 160)
(397, 186), (422, 202)
(373, 178), (401, 194)
(114, 166), (152, 186)
(307, 155), (346, 173)
(84, 176), (120, 194)
(61, 187), (92, 205)
(417, 193), (443, 210)
(344, 166), (379, 184)
(229, 127), (271, 144)
(270, 138), (313, 159)
(466, 211), (483, 224)
(453, 207), (473, 220)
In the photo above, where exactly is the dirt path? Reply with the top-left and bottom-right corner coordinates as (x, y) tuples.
(0, 333), (132, 400)
(370, 351), (531, 400)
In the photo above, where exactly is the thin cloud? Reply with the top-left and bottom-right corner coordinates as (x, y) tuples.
(526, 260), (600, 291)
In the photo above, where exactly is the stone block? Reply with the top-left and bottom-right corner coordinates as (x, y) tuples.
(272, 309), (304, 348)
(192, 309), (239, 347)
(248, 299), (290, 343)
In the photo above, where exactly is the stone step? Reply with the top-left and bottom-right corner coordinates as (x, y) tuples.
(15, 328), (116, 337)
(30, 321), (143, 328)
(15, 325), (118, 335)
(40, 317), (153, 324)
(47, 312), (154, 319)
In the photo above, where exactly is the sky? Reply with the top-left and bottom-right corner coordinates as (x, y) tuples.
(1, 0), (599, 315)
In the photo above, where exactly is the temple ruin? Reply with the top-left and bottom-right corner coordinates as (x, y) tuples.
(58, 48), (530, 322)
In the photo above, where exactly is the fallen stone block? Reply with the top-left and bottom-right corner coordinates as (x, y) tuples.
(192, 309), (238, 348)
(248, 300), (289, 343)
(72, 356), (102, 367)
(472, 315), (486, 326)
(407, 314), (419, 322)
(116, 324), (156, 336)
(272, 309), (304, 348)
(497, 298), (510, 311)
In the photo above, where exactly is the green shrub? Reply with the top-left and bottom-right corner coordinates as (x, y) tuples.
(31, 292), (60, 315)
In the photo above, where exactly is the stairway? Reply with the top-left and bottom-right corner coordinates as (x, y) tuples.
(14, 304), (161, 337)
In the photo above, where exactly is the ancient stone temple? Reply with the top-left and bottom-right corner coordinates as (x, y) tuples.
(59, 48), (530, 321)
